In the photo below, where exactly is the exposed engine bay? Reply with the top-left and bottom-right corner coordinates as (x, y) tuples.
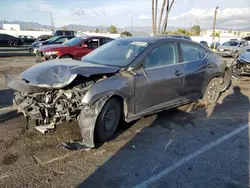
(13, 75), (108, 130)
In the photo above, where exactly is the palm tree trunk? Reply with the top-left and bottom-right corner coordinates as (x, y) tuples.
(152, 0), (155, 35)
(158, 0), (166, 34)
(154, 0), (158, 35)
(162, 0), (175, 34)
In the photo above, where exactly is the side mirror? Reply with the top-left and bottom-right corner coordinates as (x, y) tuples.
(81, 44), (88, 48)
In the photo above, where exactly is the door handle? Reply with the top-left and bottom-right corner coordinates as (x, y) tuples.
(174, 70), (183, 76)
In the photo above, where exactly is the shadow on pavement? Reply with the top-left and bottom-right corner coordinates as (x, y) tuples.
(0, 88), (14, 108)
(78, 86), (250, 188)
(0, 110), (21, 124)
(0, 52), (31, 57)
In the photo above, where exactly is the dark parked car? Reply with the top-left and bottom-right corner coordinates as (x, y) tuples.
(35, 35), (52, 42)
(29, 35), (75, 54)
(6, 36), (231, 148)
(52, 30), (75, 37)
(200, 41), (208, 48)
(0, 34), (24, 47)
(18, 35), (36, 45)
(36, 36), (114, 61)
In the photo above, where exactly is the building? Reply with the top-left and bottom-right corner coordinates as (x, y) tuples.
(202, 29), (250, 38)
(3, 24), (20, 31)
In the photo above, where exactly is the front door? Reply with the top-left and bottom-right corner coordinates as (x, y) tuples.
(135, 42), (184, 114)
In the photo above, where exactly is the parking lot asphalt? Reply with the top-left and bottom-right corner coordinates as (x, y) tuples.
(0, 56), (249, 188)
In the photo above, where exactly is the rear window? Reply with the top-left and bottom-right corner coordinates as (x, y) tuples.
(180, 43), (207, 62)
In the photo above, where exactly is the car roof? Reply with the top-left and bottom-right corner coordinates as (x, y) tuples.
(116, 36), (193, 43)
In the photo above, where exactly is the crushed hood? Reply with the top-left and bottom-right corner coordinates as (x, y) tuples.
(21, 59), (120, 88)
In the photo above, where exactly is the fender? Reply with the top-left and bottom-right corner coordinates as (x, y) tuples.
(82, 74), (135, 113)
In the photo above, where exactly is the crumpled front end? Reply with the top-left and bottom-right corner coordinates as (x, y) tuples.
(13, 88), (86, 128)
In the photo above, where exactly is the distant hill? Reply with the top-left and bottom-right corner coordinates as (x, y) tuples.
(0, 21), (51, 30)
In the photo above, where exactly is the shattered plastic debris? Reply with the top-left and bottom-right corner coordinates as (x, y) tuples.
(59, 141), (91, 151)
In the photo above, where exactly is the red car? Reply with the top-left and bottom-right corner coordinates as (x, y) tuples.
(36, 36), (114, 62)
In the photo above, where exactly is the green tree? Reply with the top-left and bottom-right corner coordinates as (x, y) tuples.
(191, 25), (201, 35)
(120, 31), (132, 37)
(95, 28), (100, 33)
(175, 28), (191, 36)
(108, 25), (118, 34)
(228, 29), (232, 33)
(215, 32), (220, 37)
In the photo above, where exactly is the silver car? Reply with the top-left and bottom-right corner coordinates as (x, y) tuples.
(5, 37), (232, 148)
(217, 40), (249, 57)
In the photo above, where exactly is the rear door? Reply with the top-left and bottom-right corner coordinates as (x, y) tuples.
(76, 38), (100, 59)
(179, 42), (208, 101)
(135, 41), (184, 113)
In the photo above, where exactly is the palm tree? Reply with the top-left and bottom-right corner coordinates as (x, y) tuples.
(152, 0), (155, 35)
(162, 0), (175, 33)
(154, 0), (158, 34)
(158, 0), (166, 34)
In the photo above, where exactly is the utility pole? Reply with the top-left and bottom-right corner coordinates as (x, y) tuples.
(212, 6), (219, 50)
(50, 12), (54, 31)
(128, 15), (133, 33)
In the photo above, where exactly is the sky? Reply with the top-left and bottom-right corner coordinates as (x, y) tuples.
(0, 0), (249, 29)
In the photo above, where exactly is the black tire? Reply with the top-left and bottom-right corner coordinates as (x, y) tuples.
(203, 78), (221, 105)
(9, 41), (17, 47)
(60, 55), (72, 59)
(95, 98), (121, 142)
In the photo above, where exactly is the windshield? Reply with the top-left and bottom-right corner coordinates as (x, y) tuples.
(222, 41), (239, 46)
(45, 36), (61, 43)
(82, 40), (149, 67)
(63, 37), (85, 46)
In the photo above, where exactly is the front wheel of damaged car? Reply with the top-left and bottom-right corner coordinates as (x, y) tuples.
(95, 98), (122, 143)
(203, 78), (221, 105)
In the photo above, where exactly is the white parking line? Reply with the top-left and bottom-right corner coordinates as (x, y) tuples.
(134, 123), (249, 188)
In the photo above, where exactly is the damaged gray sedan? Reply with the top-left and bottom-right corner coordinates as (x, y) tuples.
(6, 37), (232, 148)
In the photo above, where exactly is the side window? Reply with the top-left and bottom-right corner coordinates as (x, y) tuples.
(101, 38), (113, 45)
(55, 37), (67, 44)
(144, 43), (178, 69)
(85, 38), (100, 48)
(180, 43), (206, 62)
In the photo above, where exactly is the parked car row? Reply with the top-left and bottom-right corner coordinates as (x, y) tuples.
(35, 36), (114, 62)
(0, 30), (75, 47)
(6, 36), (232, 147)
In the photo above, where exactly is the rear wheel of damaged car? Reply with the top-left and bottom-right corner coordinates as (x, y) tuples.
(203, 77), (221, 105)
(95, 98), (121, 143)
